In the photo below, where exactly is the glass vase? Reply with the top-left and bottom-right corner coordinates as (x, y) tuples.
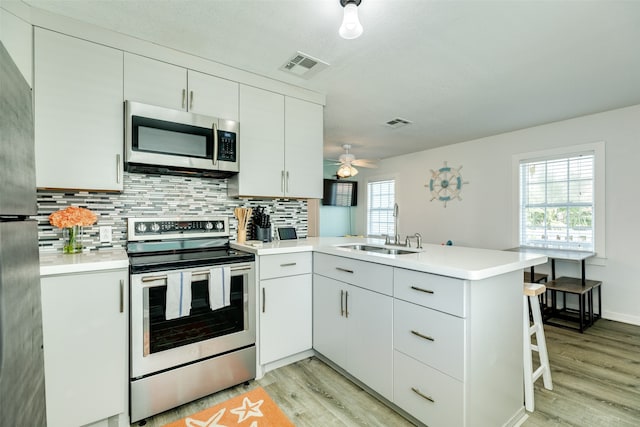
(63, 225), (83, 254)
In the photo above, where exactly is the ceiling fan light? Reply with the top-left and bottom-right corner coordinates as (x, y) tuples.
(337, 163), (359, 178)
(339, 2), (363, 39)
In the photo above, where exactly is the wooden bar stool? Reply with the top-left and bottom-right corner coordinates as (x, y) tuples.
(523, 282), (553, 412)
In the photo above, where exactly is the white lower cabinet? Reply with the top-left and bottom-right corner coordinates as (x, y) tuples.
(312, 255), (524, 427)
(313, 257), (393, 401)
(394, 350), (463, 427)
(40, 269), (128, 427)
(259, 253), (312, 365)
(393, 299), (465, 381)
(393, 267), (524, 427)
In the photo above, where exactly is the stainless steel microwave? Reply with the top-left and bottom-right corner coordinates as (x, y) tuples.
(125, 101), (239, 178)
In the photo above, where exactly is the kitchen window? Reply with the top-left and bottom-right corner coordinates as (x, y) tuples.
(515, 142), (605, 256)
(367, 179), (395, 237)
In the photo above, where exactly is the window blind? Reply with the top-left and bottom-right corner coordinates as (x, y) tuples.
(367, 179), (395, 236)
(520, 153), (594, 251)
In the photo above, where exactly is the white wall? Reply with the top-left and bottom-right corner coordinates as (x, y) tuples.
(356, 104), (640, 325)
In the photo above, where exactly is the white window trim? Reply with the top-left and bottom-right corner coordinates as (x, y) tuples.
(366, 174), (397, 238)
(511, 141), (606, 259)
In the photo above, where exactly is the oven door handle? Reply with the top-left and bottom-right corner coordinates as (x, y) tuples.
(138, 265), (253, 287)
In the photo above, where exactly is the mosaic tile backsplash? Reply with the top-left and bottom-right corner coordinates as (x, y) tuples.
(36, 172), (308, 253)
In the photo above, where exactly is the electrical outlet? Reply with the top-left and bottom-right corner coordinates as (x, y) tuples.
(99, 226), (112, 243)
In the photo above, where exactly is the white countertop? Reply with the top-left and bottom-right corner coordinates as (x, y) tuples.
(40, 248), (129, 276)
(232, 237), (547, 281)
(505, 246), (596, 261)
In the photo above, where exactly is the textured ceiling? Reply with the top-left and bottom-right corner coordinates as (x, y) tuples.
(23, 0), (640, 163)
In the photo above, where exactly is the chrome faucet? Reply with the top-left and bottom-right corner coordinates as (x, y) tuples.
(405, 233), (423, 249)
(393, 203), (399, 245)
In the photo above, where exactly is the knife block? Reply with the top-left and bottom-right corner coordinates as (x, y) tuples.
(255, 226), (271, 242)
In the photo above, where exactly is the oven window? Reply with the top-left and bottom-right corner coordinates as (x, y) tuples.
(146, 275), (244, 354)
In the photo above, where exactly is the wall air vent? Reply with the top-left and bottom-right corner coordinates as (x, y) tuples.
(280, 51), (329, 79)
(385, 117), (413, 129)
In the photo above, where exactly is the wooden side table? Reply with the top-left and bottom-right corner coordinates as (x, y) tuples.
(507, 247), (602, 333)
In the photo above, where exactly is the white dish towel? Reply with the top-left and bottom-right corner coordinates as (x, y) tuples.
(209, 266), (231, 311)
(165, 271), (192, 320)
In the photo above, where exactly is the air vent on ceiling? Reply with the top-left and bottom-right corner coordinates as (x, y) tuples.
(384, 117), (413, 129)
(280, 51), (329, 79)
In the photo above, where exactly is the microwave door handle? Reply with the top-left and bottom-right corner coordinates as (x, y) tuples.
(212, 122), (219, 166)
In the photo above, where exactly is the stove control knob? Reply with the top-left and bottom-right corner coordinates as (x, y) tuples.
(215, 221), (224, 230)
(136, 223), (147, 233)
(205, 222), (214, 230)
(151, 223), (160, 232)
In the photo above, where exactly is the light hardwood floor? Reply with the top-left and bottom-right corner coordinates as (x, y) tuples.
(133, 319), (640, 427)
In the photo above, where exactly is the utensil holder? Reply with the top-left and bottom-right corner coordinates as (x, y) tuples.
(255, 226), (271, 242)
(237, 228), (247, 244)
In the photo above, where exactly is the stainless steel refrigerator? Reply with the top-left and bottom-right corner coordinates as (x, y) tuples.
(0, 42), (47, 425)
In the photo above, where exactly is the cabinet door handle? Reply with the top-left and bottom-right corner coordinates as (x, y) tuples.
(181, 89), (186, 109)
(262, 287), (266, 313)
(280, 262), (297, 267)
(411, 387), (435, 403)
(281, 170), (285, 192)
(286, 171), (290, 193)
(116, 154), (121, 184)
(345, 291), (349, 318)
(119, 279), (124, 313)
(340, 289), (344, 317)
(411, 330), (434, 342)
(189, 90), (194, 110)
(336, 267), (354, 274)
(410, 285), (434, 294)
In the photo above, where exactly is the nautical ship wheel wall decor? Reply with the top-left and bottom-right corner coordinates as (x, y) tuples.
(425, 161), (469, 207)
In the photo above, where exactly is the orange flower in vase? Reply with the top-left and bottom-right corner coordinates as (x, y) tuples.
(49, 206), (97, 254)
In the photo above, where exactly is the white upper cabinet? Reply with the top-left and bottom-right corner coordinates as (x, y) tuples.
(284, 97), (323, 198)
(232, 85), (285, 197)
(229, 85), (323, 198)
(187, 69), (238, 120)
(34, 28), (124, 191)
(124, 52), (239, 120)
(124, 52), (186, 110)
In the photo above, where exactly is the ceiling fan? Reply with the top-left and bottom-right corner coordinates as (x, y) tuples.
(331, 144), (377, 178)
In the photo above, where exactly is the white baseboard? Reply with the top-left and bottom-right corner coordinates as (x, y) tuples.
(602, 311), (640, 326)
(257, 349), (315, 378)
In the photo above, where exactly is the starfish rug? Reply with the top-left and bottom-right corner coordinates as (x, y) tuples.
(162, 386), (295, 427)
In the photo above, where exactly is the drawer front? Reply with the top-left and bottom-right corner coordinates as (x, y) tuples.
(394, 268), (467, 316)
(394, 299), (465, 381)
(259, 252), (312, 280)
(313, 253), (393, 295)
(394, 350), (464, 427)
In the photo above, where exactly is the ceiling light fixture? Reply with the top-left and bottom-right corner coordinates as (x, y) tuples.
(337, 163), (359, 178)
(339, 0), (363, 40)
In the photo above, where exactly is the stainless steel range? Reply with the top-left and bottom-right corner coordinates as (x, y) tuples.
(127, 216), (256, 423)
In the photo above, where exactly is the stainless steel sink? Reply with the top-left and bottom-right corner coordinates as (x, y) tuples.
(337, 244), (419, 255)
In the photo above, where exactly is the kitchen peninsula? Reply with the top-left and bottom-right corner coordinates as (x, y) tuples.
(233, 237), (547, 427)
